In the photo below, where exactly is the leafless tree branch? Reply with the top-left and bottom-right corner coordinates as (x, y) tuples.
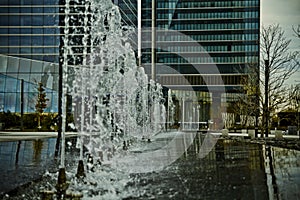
(292, 24), (300, 38)
(259, 24), (299, 136)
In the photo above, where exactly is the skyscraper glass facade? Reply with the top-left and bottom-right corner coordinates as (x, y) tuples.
(113, 0), (138, 50)
(0, 0), (61, 112)
(113, 0), (138, 28)
(141, 0), (260, 93)
(0, 0), (138, 113)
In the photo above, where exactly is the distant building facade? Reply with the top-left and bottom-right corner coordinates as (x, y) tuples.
(141, 0), (260, 90)
(140, 0), (260, 125)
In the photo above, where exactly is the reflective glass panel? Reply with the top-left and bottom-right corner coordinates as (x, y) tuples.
(7, 57), (19, 73)
(5, 77), (18, 92)
(0, 56), (8, 73)
(19, 59), (31, 73)
(31, 60), (43, 73)
(5, 93), (17, 112)
(18, 73), (30, 83)
(32, 16), (43, 26)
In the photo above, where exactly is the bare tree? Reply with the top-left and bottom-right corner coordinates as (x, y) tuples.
(234, 63), (259, 128)
(291, 84), (300, 108)
(260, 24), (299, 137)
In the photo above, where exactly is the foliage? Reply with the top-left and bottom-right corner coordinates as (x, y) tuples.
(227, 60), (259, 129)
(35, 82), (49, 114)
(236, 65), (259, 127)
(288, 84), (300, 112)
(0, 110), (76, 131)
(286, 84), (300, 130)
(0, 110), (20, 129)
(35, 82), (49, 129)
(23, 113), (37, 130)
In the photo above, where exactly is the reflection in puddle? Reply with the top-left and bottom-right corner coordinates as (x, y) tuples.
(0, 138), (58, 194)
(128, 137), (300, 199)
(0, 137), (79, 196)
(264, 146), (300, 199)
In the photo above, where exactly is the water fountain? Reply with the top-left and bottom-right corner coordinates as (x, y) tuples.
(2, 1), (300, 199)
(35, 0), (225, 198)
(43, 0), (169, 199)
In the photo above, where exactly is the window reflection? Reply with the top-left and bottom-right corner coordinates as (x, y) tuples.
(0, 56), (8, 72)
(0, 55), (59, 112)
(0, 1), (60, 112)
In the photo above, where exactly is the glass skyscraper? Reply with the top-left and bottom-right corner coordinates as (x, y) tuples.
(113, 0), (138, 53)
(0, 0), (61, 112)
(0, 0), (139, 113)
(139, 0), (260, 125)
(113, 0), (137, 30)
(141, 0), (260, 93)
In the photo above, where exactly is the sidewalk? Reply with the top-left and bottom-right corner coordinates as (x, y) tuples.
(212, 132), (300, 139)
(210, 132), (300, 151)
(0, 131), (78, 142)
(1, 131), (298, 142)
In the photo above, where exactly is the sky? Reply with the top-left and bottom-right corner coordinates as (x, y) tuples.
(261, 0), (300, 85)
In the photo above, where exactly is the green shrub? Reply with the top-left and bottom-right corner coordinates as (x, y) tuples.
(0, 111), (21, 129)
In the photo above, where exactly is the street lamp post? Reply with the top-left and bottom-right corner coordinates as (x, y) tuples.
(20, 79), (24, 131)
(151, 0), (156, 81)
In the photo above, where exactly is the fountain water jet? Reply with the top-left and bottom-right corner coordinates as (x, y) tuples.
(68, 0), (167, 163)
(34, 0), (181, 198)
(49, 0), (169, 198)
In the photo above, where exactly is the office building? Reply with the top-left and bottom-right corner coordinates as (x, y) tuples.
(0, 0), (61, 112)
(140, 0), (260, 125)
(0, 0), (139, 113)
(141, 0), (260, 89)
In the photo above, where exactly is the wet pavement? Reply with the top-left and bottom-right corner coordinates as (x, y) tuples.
(127, 138), (300, 199)
(0, 136), (78, 196)
(0, 133), (299, 199)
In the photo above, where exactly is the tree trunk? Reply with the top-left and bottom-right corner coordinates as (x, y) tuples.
(37, 114), (41, 130)
(264, 59), (269, 138)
